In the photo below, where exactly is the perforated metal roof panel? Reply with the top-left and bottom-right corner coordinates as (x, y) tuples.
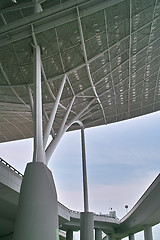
(0, 0), (160, 143)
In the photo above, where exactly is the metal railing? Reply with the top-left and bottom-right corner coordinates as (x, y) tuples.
(58, 201), (117, 219)
(0, 157), (23, 177)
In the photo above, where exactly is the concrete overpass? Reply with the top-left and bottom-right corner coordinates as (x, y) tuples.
(1, 157), (160, 240)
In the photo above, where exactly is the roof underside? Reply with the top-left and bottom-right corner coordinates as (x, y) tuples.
(0, 0), (160, 143)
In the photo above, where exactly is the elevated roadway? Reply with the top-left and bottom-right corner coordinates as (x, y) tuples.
(0, 158), (119, 238)
(0, 158), (160, 239)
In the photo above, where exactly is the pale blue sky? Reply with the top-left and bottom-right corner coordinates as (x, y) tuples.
(0, 111), (160, 239)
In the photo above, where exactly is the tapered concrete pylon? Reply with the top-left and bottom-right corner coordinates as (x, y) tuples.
(13, 162), (59, 240)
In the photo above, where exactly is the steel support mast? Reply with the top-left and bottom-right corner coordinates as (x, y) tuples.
(13, 45), (59, 240)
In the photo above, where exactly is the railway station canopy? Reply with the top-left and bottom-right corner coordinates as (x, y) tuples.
(0, 0), (160, 143)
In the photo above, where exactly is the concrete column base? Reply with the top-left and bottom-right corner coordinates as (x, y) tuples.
(80, 212), (94, 240)
(13, 162), (59, 240)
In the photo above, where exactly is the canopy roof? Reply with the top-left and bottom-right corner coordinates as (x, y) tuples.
(0, 0), (160, 143)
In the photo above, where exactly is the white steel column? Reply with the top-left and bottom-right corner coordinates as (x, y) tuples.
(81, 126), (89, 212)
(78, 122), (94, 240)
(33, 45), (46, 163)
(43, 74), (67, 148)
(144, 225), (153, 240)
(13, 45), (59, 240)
(43, 109), (55, 139)
(56, 96), (75, 137)
(80, 212), (94, 240)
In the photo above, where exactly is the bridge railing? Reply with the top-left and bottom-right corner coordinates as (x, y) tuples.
(0, 157), (23, 177)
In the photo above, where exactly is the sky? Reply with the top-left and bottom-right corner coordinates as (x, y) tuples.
(0, 111), (160, 239)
